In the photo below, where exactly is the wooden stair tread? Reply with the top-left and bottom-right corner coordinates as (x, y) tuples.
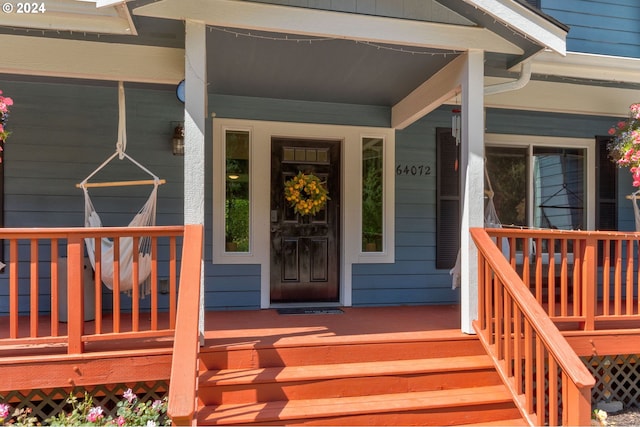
(197, 384), (514, 425)
(460, 418), (528, 426)
(202, 354), (493, 385)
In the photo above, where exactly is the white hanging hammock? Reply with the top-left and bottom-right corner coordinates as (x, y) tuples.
(78, 82), (165, 295)
(627, 190), (640, 232)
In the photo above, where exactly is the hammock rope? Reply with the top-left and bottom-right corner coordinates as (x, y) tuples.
(79, 81), (164, 296)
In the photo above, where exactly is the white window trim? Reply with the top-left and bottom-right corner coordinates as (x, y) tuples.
(357, 134), (395, 262)
(212, 118), (395, 308)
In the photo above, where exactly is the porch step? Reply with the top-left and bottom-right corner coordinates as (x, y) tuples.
(198, 355), (501, 405)
(196, 384), (520, 426)
(195, 334), (525, 425)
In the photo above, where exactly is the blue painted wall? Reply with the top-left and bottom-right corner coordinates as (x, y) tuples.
(0, 78), (629, 313)
(541, 0), (640, 58)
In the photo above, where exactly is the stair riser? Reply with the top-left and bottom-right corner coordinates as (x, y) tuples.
(199, 369), (503, 405)
(200, 402), (522, 426)
(200, 339), (484, 370)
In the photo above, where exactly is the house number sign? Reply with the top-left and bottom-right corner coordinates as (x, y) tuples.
(396, 164), (432, 176)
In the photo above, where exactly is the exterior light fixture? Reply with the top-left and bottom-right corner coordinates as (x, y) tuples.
(171, 122), (184, 156)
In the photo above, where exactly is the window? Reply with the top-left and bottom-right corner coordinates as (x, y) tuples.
(362, 137), (383, 252)
(224, 130), (250, 253)
(485, 134), (594, 231)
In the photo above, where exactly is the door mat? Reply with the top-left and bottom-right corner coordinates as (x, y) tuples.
(276, 307), (344, 315)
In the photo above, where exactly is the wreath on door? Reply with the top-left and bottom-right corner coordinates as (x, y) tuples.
(284, 172), (330, 216)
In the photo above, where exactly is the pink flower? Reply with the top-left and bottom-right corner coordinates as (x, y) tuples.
(3, 97), (13, 107)
(117, 415), (126, 426)
(86, 406), (104, 423)
(123, 388), (136, 403)
(618, 121), (627, 129)
(609, 127), (616, 135)
(0, 403), (10, 419)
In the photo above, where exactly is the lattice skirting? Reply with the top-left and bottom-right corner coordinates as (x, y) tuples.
(583, 354), (640, 408)
(0, 381), (168, 421)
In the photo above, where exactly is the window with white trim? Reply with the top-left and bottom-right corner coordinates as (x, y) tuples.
(485, 134), (595, 231)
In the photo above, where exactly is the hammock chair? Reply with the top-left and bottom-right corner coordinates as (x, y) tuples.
(627, 190), (640, 232)
(77, 82), (166, 295)
(450, 164), (505, 289)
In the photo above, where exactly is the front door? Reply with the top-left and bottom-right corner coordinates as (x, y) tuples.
(270, 138), (340, 303)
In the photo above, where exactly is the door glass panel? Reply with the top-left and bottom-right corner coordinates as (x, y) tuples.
(225, 130), (250, 252)
(362, 137), (383, 252)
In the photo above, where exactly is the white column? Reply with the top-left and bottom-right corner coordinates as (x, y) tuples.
(184, 20), (207, 339)
(460, 50), (485, 334)
(184, 20), (207, 226)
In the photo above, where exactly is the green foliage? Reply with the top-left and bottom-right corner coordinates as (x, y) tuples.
(1, 390), (168, 427)
(362, 152), (383, 246)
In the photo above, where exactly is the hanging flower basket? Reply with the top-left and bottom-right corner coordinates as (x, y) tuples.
(608, 103), (640, 186)
(284, 172), (330, 216)
(0, 90), (14, 149)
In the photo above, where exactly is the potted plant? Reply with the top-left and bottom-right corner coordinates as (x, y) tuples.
(608, 103), (640, 186)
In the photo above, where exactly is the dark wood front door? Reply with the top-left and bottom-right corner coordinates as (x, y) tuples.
(270, 138), (340, 303)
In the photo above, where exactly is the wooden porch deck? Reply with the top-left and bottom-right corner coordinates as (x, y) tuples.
(203, 304), (464, 347)
(0, 304), (463, 357)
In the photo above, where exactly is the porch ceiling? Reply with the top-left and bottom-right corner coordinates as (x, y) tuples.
(0, 0), (567, 109)
(206, 27), (458, 106)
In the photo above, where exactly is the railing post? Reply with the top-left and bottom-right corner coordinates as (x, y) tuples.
(563, 377), (592, 427)
(582, 236), (596, 331)
(67, 236), (85, 354)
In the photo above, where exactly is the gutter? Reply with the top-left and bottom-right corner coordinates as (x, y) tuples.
(484, 60), (532, 96)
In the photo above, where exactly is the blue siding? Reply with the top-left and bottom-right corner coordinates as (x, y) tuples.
(541, 0), (640, 58)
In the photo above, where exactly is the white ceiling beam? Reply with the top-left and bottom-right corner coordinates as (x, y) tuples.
(391, 54), (467, 129)
(0, 34), (183, 84)
(463, 0), (566, 55)
(134, 0), (523, 55)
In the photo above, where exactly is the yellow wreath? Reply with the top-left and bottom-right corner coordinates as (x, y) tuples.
(284, 172), (330, 216)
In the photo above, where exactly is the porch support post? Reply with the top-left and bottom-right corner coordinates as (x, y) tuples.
(184, 20), (207, 339)
(460, 50), (485, 334)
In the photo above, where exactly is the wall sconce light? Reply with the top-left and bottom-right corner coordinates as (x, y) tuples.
(171, 122), (184, 156)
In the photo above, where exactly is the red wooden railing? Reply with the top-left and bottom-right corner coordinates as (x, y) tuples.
(485, 228), (640, 330)
(0, 226), (185, 354)
(167, 224), (203, 426)
(471, 228), (594, 426)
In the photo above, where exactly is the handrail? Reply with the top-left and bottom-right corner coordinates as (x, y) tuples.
(471, 228), (594, 426)
(167, 224), (204, 426)
(485, 228), (640, 329)
(0, 226), (185, 354)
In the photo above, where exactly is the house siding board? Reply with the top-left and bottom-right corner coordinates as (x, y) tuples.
(541, 0), (640, 58)
(351, 108), (456, 307)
